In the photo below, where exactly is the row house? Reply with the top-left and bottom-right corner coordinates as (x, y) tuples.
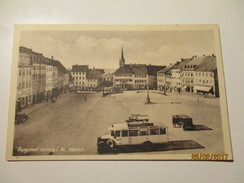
(194, 55), (219, 97)
(170, 58), (192, 92)
(113, 49), (165, 90)
(181, 56), (206, 93)
(71, 65), (102, 91)
(46, 58), (69, 95)
(31, 53), (46, 104)
(17, 48), (33, 111)
(157, 55), (219, 97)
(16, 47), (69, 111)
(157, 63), (178, 93)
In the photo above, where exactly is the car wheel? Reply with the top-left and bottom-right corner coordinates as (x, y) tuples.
(97, 142), (109, 154)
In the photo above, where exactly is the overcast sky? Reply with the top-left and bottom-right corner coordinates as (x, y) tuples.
(20, 30), (215, 69)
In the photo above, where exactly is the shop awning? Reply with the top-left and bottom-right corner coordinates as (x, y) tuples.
(194, 85), (212, 92)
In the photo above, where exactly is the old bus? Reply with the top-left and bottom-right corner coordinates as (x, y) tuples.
(97, 121), (168, 154)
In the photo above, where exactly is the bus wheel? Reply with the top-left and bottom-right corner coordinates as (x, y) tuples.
(107, 139), (115, 149)
(143, 141), (152, 152)
(97, 142), (109, 154)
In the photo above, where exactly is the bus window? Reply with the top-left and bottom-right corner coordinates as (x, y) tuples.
(122, 130), (128, 137)
(150, 128), (159, 135)
(129, 130), (138, 136)
(111, 131), (114, 136)
(139, 128), (149, 136)
(160, 128), (166, 134)
(115, 130), (120, 137)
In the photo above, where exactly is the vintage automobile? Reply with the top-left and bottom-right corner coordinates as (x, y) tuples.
(172, 114), (193, 130)
(15, 113), (28, 124)
(97, 120), (168, 154)
(126, 114), (149, 122)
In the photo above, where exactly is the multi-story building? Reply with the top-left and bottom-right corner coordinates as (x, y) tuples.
(194, 55), (219, 97)
(170, 58), (192, 92)
(71, 65), (99, 90)
(157, 63), (177, 93)
(16, 46), (69, 110)
(113, 49), (165, 90)
(45, 64), (54, 100)
(181, 56), (206, 93)
(31, 52), (46, 104)
(16, 47), (33, 111)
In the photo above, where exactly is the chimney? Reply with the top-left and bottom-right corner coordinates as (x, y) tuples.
(51, 56), (53, 60)
(203, 54), (205, 56)
(130, 63), (132, 68)
(212, 54), (215, 57)
(181, 58), (183, 61)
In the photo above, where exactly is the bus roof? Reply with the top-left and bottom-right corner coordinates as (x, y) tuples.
(108, 122), (167, 131)
(173, 114), (191, 119)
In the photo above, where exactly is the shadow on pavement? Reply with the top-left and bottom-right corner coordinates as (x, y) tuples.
(185, 124), (212, 131)
(115, 140), (204, 154)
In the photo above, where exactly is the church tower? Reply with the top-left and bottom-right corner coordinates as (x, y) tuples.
(119, 47), (125, 68)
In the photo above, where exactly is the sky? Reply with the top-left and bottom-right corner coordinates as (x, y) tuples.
(20, 29), (215, 69)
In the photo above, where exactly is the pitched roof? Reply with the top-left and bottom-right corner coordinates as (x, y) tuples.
(19, 46), (46, 64)
(147, 65), (166, 75)
(181, 56), (206, 71)
(49, 60), (68, 74)
(113, 65), (134, 75)
(172, 58), (192, 69)
(195, 56), (216, 72)
(131, 64), (148, 75)
(72, 65), (89, 72)
(86, 69), (98, 80)
(157, 63), (177, 75)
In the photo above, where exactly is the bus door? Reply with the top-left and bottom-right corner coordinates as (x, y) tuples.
(120, 130), (130, 145)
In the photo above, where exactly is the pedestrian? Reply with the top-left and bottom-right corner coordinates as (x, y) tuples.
(84, 96), (87, 102)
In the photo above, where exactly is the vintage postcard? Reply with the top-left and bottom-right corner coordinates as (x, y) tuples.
(6, 24), (233, 161)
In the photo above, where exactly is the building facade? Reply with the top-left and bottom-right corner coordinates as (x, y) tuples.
(17, 48), (33, 111)
(71, 65), (100, 91)
(16, 47), (69, 111)
(113, 49), (165, 90)
(193, 55), (219, 97)
(181, 56), (206, 93)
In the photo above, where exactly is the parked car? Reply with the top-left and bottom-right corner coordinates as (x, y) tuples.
(15, 113), (28, 124)
(172, 114), (193, 130)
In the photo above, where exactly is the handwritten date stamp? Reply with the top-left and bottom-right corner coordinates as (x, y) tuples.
(191, 154), (229, 161)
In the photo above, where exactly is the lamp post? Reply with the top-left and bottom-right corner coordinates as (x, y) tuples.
(146, 83), (151, 104)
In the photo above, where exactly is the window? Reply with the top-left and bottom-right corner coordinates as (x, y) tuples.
(203, 73), (205, 77)
(23, 70), (25, 76)
(19, 70), (21, 76)
(160, 128), (166, 134)
(129, 130), (138, 136)
(22, 98), (25, 105)
(139, 128), (149, 136)
(115, 131), (120, 137)
(150, 128), (159, 135)
(111, 131), (114, 137)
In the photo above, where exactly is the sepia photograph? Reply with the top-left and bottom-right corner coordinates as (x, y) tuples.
(6, 24), (233, 160)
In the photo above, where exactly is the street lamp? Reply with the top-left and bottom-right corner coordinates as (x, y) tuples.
(146, 83), (151, 104)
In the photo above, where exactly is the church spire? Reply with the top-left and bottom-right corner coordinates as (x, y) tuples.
(119, 47), (125, 68)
